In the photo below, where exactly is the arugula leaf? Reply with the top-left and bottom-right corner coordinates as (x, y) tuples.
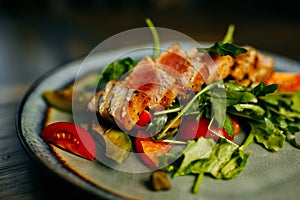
(97, 57), (137, 89)
(146, 114), (168, 137)
(252, 82), (278, 97)
(224, 82), (258, 105)
(156, 81), (222, 140)
(249, 123), (286, 151)
(220, 149), (250, 179)
(223, 114), (235, 137)
(203, 42), (247, 58)
(232, 104), (265, 115)
(208, 81), (258, 128)
(209, 86), (227, 128)
(167, 137), (250, 193)
(198, 24), (247, 58)
(189, 139), (240, 179)
(174, 138), (215, 177)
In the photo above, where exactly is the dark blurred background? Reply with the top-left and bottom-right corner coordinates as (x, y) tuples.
(1, 0), (299, 89)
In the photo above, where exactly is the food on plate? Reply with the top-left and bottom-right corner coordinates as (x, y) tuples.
(87, 42), (274, 132)
(265, 72), (300, 92)
(42, 122), (96, 160)
(176, 116), (238, 141)
(150, 170), (172, 191)
(43, 72), (99, 112)
(43, 86), (74, 112)
(41, 22), (300, 194)
(135, 131), (172, 169)
(92, 124), (132, 164)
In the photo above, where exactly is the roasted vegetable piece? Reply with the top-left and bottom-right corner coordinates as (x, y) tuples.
(135, 131), (172, 169)
(102, 129), (132, 163)
(265, 72), (300, 92)
(150, 170), (172, 191)
(43, 86), (90, 112)
(42, 122), (96, 160)
(43, 86), (73, 112)
(92, 123), (132, 164)
(44, 72), (99, 112)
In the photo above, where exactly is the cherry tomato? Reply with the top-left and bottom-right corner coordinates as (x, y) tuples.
(177, 117), (239, 141)
(230, 117), (240, 135)
(135, 131), (172, 169)
(42, 122), (96, 160)
(265, 72), (300, 92)
(136, 110), (152, 127)
(211, 126), (234, 141)
(177, 117), (218, 141)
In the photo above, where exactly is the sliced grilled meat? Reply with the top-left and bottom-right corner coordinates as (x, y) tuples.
(88, 44), (274, 131)
(157, 44), (206, 101)
(95, 80), (151, 131)
(124, 56), (178, 108)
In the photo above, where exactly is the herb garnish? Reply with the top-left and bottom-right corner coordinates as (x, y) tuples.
(198, 24), (247, 58)
(97, 57), (137, 90)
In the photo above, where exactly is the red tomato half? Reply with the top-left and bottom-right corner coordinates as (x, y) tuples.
(135, 131), (172, 169)
(177, 117), (239, 141)
(42, 122), (96, 160)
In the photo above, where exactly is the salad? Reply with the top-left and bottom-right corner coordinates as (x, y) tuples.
(41, 20), (300, 194)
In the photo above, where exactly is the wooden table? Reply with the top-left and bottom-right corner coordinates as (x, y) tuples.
(1, 2), (300, 199)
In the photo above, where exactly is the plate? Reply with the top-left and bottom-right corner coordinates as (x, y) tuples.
(16, 42), (300, 200)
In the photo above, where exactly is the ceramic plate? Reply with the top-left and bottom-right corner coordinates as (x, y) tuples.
(16, 42), (300, 200)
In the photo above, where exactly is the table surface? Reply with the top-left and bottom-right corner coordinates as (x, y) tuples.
(1, 1), (300, 200)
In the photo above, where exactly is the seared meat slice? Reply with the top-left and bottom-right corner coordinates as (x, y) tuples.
(95, 80), (151, 131)
(98, 80), (117, 123)
(249, 50), (274, 85)
(231, 46), (274, 86)
(213, 55), (235, 79)
(186, 45), (274, 87)
(157, 44), (206, 100)
(124, 56), (178, 108)
(112, 84), (151, 131)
